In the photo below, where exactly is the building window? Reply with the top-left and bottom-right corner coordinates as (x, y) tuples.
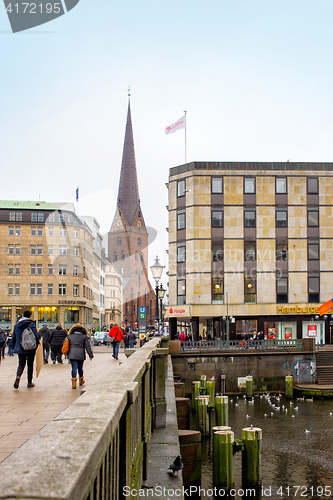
(177, 278), (186, 305)
(308, 208), (319, 227)
(8, 283), (13, 296)
(38, 213), (44, 222)
(31, 213), (37, 222)
(276, 210), (288, 227)
(8, 226), (14, 236)
(48, 246), (54, 256)
(244, 241), (256, 261)
(59, 246), (67, 256)
(73, 265), (79, 276)
(59, 264), (67, 275)
(59, 228), (67, 237)
(48, 264), (53, 275)
(48, 227), (54, 237)
(121, 251), (125, 261)
(138, 237), (141, 246)
(31, 226), (36, 236)
(308, 274), (319, 303)
(308, 241), (319, 260)
(67, 214), (71, 223)
(37, 264), (43, 275)
(8, 265), (14, 275)
(276, 241), (288, 261)
(117, 237), (122, 246)
(59, 213), (65, 223)
(37, 284), (42, 295)
(307, 177), (318, 194)
(30, 284), (36, 295)
(114, 252), (117, 262)
(8, 245), (14, 255)
(244, 178), (255, 194)
(177, 242), (186, 263)
(10, 212), (15, 221)
(48, 284), (53, 296)
(212, 210), (223, 227)
(244, 210), (256, 227)
(16, 212), (22, 221)
(212, 278), (224, 304)
(73, 246), (79, 257)
(245, 275), (256, 303)
(74, 229), (79, 238)
(15, 245), (20, 255)
(37, 227), (43, 236)
(141, 253), (144, 263)
(212, 177), (223, 194)
(177, 180), (186, 197)
(31, 264), (36, 275)
(276, 177), (287, 194)
(37, 245), (43, 255)
(73, 285), (79, 296)
(135, 251), (138, 262)
(31, 246), (36, 256)
(48, 213), (55, 222)
(212, 241), (223, 261)
(15, 284), (20, 296)
(15, 265), (20, 275)
(276, 275), (288, 303)
(177, 210), (186, 230)
(59, 284), (66, 296)
(15, 226), (21, 236)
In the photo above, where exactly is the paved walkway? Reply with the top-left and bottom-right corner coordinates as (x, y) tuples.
(0, 345), (126, 463)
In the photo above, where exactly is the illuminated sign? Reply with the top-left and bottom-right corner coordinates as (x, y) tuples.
(276, 306), (319, 315)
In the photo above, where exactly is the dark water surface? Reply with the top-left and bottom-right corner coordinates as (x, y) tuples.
(199, 395), (333, 500)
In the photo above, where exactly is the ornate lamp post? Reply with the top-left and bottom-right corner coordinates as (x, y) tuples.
(158, 283), (166, 334)
(150, 256), (164, 330)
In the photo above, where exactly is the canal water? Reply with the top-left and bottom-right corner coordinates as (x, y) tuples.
(198, 395), (333, 499)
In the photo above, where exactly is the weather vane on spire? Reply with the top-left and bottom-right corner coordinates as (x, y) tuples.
(128, 86), (131, 97)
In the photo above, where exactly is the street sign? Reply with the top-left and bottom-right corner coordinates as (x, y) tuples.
(138, 306), (147, 335)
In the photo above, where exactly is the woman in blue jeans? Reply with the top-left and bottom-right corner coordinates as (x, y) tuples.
(67, 323), (94, 389)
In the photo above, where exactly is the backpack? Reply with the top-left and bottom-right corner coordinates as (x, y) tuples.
(21, 326), (36, 350)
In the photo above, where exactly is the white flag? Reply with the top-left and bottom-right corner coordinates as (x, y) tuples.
(165, 115), (186, 134)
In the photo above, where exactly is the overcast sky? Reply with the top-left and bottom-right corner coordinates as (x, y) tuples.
(1, 0), (332, 287)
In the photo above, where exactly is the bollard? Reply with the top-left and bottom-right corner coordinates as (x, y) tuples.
(285, 375), (293, 399)
(242, 426), (262, 488)
(196, 396), (210, 435)
(200, 374), (207, 395)
(213, 430), (234, 490)
(220, 374), (226, 395)
(206, 380), (215, 408)
(246, 375), (253, 398)
(192, 381), (201, 409)
(215, 395), (229, 426)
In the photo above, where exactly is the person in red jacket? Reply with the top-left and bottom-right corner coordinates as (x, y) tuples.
(108, 325), (124, 360)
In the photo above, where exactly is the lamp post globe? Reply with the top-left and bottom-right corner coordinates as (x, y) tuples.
(150, 256), (165, 329)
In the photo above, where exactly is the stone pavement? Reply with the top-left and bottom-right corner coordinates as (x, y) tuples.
(0, 345), (125, 463)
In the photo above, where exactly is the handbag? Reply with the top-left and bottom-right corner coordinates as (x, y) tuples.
(61, 337), (69, 355)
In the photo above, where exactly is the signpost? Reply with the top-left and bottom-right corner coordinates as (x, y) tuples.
(138, 306), (147, 336)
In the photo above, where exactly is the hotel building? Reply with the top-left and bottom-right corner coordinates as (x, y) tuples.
(167, 162), (333, 344)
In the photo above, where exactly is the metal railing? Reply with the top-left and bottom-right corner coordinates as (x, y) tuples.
(180, 339), (304, 353)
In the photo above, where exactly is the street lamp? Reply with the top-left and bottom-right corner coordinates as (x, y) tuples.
(158, 283), (166, 334)
(150, 256), (164, 328)
(222, 292), (232, 342)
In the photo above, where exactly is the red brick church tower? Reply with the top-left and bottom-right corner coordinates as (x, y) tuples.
(108, 99), (156, 329)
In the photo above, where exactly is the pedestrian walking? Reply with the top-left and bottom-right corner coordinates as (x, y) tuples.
(123, 331), (130, 349)
(39, 323), (51, 364)
(67, 323), (93, 389)
(12, 310), (39, 388)
(49, 324), (67, 364)
(128, 330), (136, 349)
(108, 325), (123, 360)
(7, 333), (14, 356)
(0, 329), (6, 365)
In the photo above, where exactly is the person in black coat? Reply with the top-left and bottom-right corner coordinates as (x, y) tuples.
(12, 310), (39, 389)
(0, 329), (6, 364)
(49, 324), (67, 364)
(67, 323), (93, 389)
(39, 324), (51, 364)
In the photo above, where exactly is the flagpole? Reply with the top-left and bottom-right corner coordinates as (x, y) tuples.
(184, 110), (187, 164)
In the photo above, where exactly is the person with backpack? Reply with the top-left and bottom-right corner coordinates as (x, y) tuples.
(67, 323), (93, 389)
(12, 310), (39, 389)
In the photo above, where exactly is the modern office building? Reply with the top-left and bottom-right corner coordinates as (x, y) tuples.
(167, 162), (333, 344)
(0, 200), (94, 332)
(108, 100), (156, 329)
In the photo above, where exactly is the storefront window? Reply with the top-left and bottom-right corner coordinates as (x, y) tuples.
(38, 307), (58, 323)
(302, 321), (322, 344)
(0, 307), (11, 322)
(264, 321), (277, 339)
(277, 321), (297, 340)
(236, 319), (257, 339)
(16, 307), (33, 321)
(64, 307), (79, 324)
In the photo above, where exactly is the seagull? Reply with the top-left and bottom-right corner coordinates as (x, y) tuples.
(275, 407), (280, 411)
(235, 403), (239, 407)
(270, 412), (274, 417)
(305, 429), (311, 434)
(246, 415), (250, 418)
(329, 412), (333, 416)
(292, 415), (295, 418)
(294, 406), (298, 411)
(290, 401), (294, 406)
(230, 399), (233, 403)
(168, 455), (183, 477)
(264, 413), (267, 417)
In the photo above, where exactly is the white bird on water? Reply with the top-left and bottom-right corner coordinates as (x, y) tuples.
(291, 415), (295, 418)
(246, 414), (250, 418)
(330, 412), (333, 416)
(305, 429), (311, 434)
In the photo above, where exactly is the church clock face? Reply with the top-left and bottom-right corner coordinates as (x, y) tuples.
(116, 219), (123, 228)
(137, 220), (142, 227)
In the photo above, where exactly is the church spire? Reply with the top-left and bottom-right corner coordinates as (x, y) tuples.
(116, 99), (140, 226)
